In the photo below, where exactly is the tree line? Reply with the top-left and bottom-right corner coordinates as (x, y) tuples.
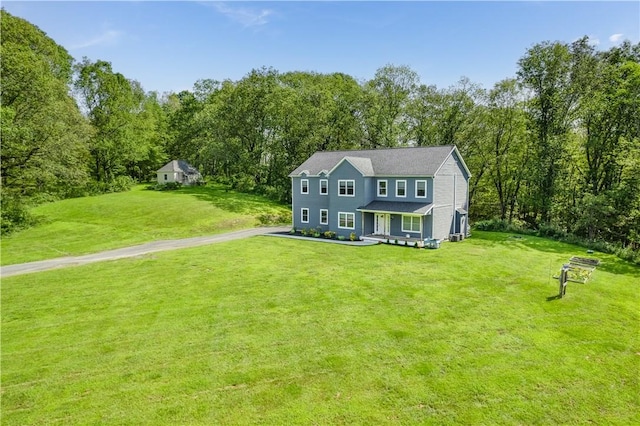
(2, 9), (639, 255)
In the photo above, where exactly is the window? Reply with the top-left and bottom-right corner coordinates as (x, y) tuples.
(301, 208), (309, 223)
(416, 180), (427, 198)
(338, 180), (355, 196)
(396, 180), (406, 197)
(320, 179), (328, 195)
(402, 215), (421, 233)
(338, 212), (355, 229)
(301, 179), (309, 194)
(377, 180), (387, 197)
(164, 174), (168, 181)
(320, 209), (328, 225)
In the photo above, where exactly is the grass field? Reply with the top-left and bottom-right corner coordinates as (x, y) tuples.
(0, 184), (290, 266)
(2, 231), (638, 425)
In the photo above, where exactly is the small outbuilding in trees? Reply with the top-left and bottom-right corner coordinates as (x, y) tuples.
(156, 160), (202, 186)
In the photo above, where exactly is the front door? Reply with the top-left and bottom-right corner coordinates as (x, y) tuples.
(375, 213), (389, 235)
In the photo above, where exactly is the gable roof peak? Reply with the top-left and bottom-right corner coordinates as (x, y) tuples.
(157, 159), (200, 174)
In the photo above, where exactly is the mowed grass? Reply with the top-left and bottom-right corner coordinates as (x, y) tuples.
(0, 184), (290, 265)
(2, 232), (638, 425)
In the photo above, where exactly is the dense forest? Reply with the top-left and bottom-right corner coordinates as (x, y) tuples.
(2, 10), (639, 258)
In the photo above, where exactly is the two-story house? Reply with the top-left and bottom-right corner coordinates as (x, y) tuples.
(289, 145), (471, 242)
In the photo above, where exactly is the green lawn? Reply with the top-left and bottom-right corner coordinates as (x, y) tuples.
(2, 232), (638, 425)
(0, 184), (290, 265)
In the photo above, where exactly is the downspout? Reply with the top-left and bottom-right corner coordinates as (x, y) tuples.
(453, 174), (457, 234)
(291, 178), (295, 230)
(466, 171), (470, 236)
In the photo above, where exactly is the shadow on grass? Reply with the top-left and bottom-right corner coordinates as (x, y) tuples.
(472, 231), (640, 278)
(175, 185), (289, 215)
(546, 294), (562, 302)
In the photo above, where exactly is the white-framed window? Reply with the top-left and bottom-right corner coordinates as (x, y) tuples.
(415, 180), (427, 198)
(402, 215), (421, 233)
(396, 180), (407, 197)
(338, 212), (355, 229)
(301, 208), (309, 223)
(377, 180), (387, 197)
(320, 179), (328, 195)
(320, 209), (328, 225)
(301, 179), (309, 194)
(338, 180), (355, 196)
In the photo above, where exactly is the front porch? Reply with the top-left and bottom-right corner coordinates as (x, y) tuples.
(361, 233), (441, 248)
(357, 201), (435, 246)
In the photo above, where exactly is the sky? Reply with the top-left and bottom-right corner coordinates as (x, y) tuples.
(4, 1), (639, 94)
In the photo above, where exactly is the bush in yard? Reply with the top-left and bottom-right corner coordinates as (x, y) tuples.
(0, 193), (38, 235)
(148, 182), (182, 191)
(258, 211), (292, 225)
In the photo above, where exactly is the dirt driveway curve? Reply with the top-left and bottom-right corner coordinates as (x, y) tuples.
(1, 226), (290, 278)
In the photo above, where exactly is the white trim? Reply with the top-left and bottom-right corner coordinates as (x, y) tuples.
(415, 180), (427, 198)
(327, 157), (372, 177)
(432, 146), (472, 178)
(338, 211), (355, 229)
(374, 213), (390, 235)
(401, 215), (421, 233)
(301, 208), (309, 223)
(320, 209), (328, 225)
(396, 180), (407, 198)
(377, 179), (388, 197)
(301, 179), (309, 194)
(319, 179), (328, 195)
(358, 209), (432, 216)
(338, 179), (355, 197)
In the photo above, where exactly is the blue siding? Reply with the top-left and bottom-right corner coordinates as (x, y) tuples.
(291, 148), (469, 241)
(374, 177), (434, 203)
(291, 175), (330, 231)
(329, 161), (366, 237)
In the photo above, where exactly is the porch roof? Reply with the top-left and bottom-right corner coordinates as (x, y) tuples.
(357, 201), (434, 215)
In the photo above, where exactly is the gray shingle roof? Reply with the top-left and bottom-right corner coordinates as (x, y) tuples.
(289, 145), (460, 177)
(357, 201), (434, 215)
(157, 160), (200, 175)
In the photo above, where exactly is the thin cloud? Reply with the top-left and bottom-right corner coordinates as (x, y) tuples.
(70, 29), (123, 50)
(212, 2), (273, 28)
(609, 33), (624, 43)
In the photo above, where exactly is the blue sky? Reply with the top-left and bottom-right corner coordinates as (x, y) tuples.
(4, 1), (639, 94)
